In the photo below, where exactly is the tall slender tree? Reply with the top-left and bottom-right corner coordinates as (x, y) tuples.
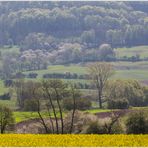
(88, 62), (114, 108)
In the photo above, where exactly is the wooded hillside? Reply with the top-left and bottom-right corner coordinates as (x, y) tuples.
(0, 1), (148, 48)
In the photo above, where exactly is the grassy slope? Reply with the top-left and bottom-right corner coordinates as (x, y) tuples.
(115, 45), (148, 58)
(14, 109), (111, 123)
(24, 62), (148, 81)
(0, 46), (20, 56)
(13, 107), (148, 123)
(0, 80), (17, 110)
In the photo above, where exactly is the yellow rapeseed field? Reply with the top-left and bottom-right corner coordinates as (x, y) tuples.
(0, 134), (148, 147)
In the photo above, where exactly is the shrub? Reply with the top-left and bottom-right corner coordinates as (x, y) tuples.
(86, 118), (123, 134)
(107, 98), (129, 109)
(24, 99), (38, 111)
(27, 73), (38, 78)
(15, 72), (26, 79)
(63, 98), (91, 110)
(86, 121), (107, 134)
(64, 110), (98, 134)
(126, 111), (148, 134)
(4, 79), (13, 87)
(0, 105), (15, 133)
(0, 93), (11, 100)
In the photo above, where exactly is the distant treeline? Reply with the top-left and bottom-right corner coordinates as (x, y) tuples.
(0, 1), (148, 48)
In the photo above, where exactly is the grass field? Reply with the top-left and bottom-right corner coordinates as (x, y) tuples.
(14, 111), (65, 123)
(0, 80), (8, 95)
(24, 64), (87, 77)
(13, 109), (109, 123)
(115, 45), (148, 58)
(14, 111), (47, 123)
(13, 107), (148, 123)
(0, 46), (20, 56)
(0, 134), (148, 146)
(24, 61), (148, 81)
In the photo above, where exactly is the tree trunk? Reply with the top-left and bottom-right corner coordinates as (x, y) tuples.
(69, 87), (76, 134)
(37, 100), (49, 133)
(98, 89), (102, 109)
(45, 88), (59, 134)
(46, 106), (54, 134)
(55, 88), (64, 134)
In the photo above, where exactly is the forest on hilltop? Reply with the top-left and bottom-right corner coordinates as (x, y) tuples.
(0, 1), (148, 48)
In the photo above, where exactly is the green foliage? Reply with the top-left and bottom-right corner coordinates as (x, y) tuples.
(0, 2), (148, 48)
(21, 33), (56, 51)
(99, 44), (115, 61)
(86, 119), (123, 134)
(108, 98), (129, 109)
(126, 111), (148, 134)
(14, 80), (41, 109)
(13, 111), (51, 123)
(0, 104), (15, 133)
(86, 121), (107, 134)
(107, 79), (145, 107)
(23, 99), (38, 111)
(63, 98), (91, 110)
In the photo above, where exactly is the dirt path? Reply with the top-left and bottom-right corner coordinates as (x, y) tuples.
(95, 109), (134, 118)
(16, 118), (52, 133)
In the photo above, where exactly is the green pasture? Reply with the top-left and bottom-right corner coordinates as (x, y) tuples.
(115, 46), (148, 59)
(13, 107), (148, 123)
(14, 111), (64, 123)
(24, 64), (87, 78)
(0, 99), (16, 110)
(0, 46), (20, 56)
(13, 109), (111, 123)
(13, 111), (48, 123)
(0, 80), (8, 95)
(24, 61), (148, 81)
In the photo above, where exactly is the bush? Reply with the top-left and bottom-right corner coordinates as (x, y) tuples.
(63, 98), (91, 110)
(0, 105), (15, 133)
(4, 79), (13, 87)
(126, 111), (148, 134)
(15, 72), (26, 79)
(27, 73), (38, 78)
(24, 99), (38, 111)
(86, 118), (123, 134)
(0, 93), (11, 100)
(86, 121), (107, 134)
(108, 98), (129, 109)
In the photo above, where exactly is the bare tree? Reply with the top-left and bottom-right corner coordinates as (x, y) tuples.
(69, 84), (81, 134)
(41, 79), (69, 134)
(36, 99), (50, 133)
(104, 111), (121, 134)
(49, 79), (67, 134)
(42, 80), (59, 134)
(88, 62), (114, 108)
(31, 81), (51, 133)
